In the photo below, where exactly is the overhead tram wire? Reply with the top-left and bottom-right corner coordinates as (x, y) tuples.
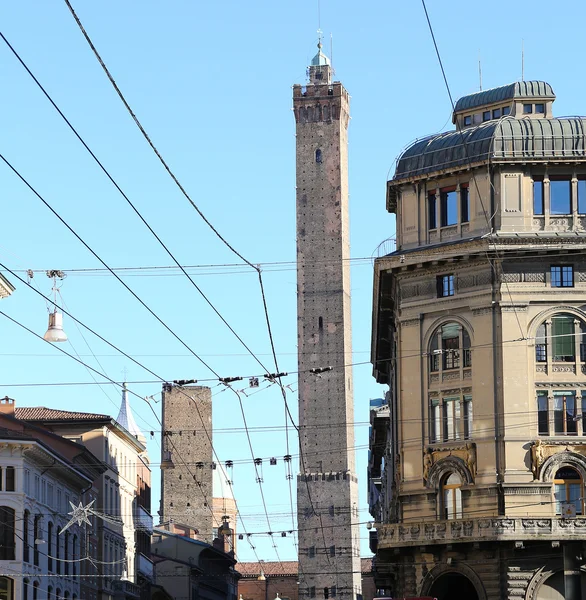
(60, 3), (330, 563)
(0, 309), (262, 567)
(0, 268), (269, 566)
(418, 0), (525, 342)
(0, 29), (301, 566)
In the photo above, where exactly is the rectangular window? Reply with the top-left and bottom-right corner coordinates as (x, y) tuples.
(482, 110), (491, 122)
(443, 332), (460, 370)
(552, 316), (575, 362)
(464, 115), (472, 126)
(502, 106), (511, 116)
(550, 179), (571, 214)
(431, 400), (441, 443)
(440, 189), (458, 227)
(551, 265), (574, 288)
(578, 179), (586, 213)
(437, 274), (455, 298)
(460, 186), (470, 223)
(492, 108), (501, 119)
(5, 467), (15, 491)
(582, 397), (586, 437)
(554, 392), (577, 435)
(535, 103), (545, 114)
(308, 546), (315, 558)
(34, 476), (40, 500)
(442, 398), (460, 441)
(428, 193), (437, 229)
(523, 103), (533, 114)
(533, 179), (544, 215)
(538, 392), (549, 435)
(463, 396), (473, 439)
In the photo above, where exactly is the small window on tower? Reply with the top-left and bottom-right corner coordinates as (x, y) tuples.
(316, 149), (322, 163)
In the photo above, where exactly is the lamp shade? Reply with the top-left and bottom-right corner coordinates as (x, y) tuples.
(44, 310), (68, 343)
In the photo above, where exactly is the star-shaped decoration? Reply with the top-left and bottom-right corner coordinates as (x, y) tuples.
(60, 500), (94, 534)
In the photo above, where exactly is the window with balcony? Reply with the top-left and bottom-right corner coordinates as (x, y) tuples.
(554, 467), (583, 515)
(442, 397), (461, 441)
(551, 265), (574, 288)
(430, 322), (471, 373)
(535, 314), (586, 364)
(430, 394), (473, 443)
(440, 473), (462, 520)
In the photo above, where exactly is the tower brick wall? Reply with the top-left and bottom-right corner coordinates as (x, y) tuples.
(294, 58), (362, 600)
(160, 384), (214, 543)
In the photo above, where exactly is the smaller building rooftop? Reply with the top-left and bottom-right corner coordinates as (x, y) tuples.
(453, 80), (555, 116)
(16, 406), (110, 421)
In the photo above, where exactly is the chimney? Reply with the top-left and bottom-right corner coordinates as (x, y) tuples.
(0, 396), (15, 416)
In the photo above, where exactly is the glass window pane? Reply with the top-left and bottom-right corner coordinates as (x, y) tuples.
(535, 103), (545, 114)
(483, 111), (491, 121)
(502, 106), (511, 116)
(428, 194), (437, 229)
(441, 191), (458, 226)
(552, 316), (575, 361)
(523, 104), (533, 114)
(533, 180), (544, 215)
(578, 180), (586, 213)
(464, 115), (472, 126)
(492, 108), (501, 119)
(554, 483), (565, 514)
(550, 180), (571, 214)
(460, 187), (469, 222)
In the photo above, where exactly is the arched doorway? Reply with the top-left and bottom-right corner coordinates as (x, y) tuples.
(428, 572), (479, 600)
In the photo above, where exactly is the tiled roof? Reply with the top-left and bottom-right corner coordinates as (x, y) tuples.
(15, 407), (111, 422)
(237, 558), (373, 577)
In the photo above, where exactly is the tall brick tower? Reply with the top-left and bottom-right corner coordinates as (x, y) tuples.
(160, 384), (213, 543)
(293, 41), (362, 600)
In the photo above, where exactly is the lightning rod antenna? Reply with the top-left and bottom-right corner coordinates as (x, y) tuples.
(478, 50), (482, 91)
(521, 39), (524, 81)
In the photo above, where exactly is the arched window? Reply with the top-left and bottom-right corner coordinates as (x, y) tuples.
(440, 472), (462, 520)
(73, 535), (78, 577)
(0, 507), (15, 560)
(32, 582), (38, 600)
(315, 149), (322, 163)
(535, 313), (586, 363)
(429, 322), (471, 372)
(56, 590), (61, 600)
(23, 509), (30, 563)
(64, 531), (69, 575)
(23, 579), (29, 600)
(33, 515), (40, 566)
(554, 467), (583, 515)
(48, 586), (53, 600)
(56, 527), (61, 575)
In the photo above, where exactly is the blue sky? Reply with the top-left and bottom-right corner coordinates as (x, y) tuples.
(1, 0), (585, 564)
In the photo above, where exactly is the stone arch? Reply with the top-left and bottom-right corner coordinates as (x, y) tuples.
(423, 315), (475, 350)
(525, 563), (563, 600)
(540, 450), (586, 482)
(426, 456), (473, 489)
(420, 562), (487, 600)
(528, 305), (586, 338)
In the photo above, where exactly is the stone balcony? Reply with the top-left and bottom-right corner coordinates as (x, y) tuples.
(376, 516), (586, 548)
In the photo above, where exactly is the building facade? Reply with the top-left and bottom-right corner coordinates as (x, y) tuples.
(0, 397), (106, 600)
(370, 81), (586, 600)
(294, 42), (362, 600)
(17, 388), (153, 600)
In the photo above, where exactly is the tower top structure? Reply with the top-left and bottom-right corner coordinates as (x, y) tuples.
(117, 382), (145, 444)
(308, 36), (332, 85)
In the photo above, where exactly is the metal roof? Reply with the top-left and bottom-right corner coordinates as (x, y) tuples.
(393, 117), (586, 181)
(453, 81), (555, 113)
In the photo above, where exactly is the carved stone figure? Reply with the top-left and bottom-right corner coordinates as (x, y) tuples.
(465, 442), (477, 480)
(423, 447), (433, 483)
(532, 440), (544, 479)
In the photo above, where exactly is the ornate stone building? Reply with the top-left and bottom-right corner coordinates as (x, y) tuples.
(370, 81), (586, 600)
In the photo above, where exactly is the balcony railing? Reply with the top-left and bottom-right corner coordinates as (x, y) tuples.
(134, 505), (153, 534)
(376, 516), (586, 548)
(112, 580), (141, 599)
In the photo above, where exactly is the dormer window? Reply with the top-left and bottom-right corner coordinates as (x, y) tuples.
(502, 106), (511, 116)
(464, 115), (472, 126)
(523, 103), (533, 114)
(535, 103), (545, 114)
(440, 188), (457, 227)
(482, 111), (491, 122)
(492, 108), (501, 119)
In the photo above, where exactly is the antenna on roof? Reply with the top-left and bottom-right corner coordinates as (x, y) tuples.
(478, 50), (482, 91)
(330, 32), (334, 75)
(521, 39), (524, 81)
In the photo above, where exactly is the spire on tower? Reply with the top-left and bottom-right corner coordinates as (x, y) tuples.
(308, 34), (332, 84)
(117, 382), (145, 444)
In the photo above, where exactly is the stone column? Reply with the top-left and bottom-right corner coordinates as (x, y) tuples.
(563, 542), (583, 600)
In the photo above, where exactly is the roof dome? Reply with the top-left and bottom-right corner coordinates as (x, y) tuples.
(311, 43), (330, 67)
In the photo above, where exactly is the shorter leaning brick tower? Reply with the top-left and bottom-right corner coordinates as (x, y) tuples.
(160, 384), (213, 543)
